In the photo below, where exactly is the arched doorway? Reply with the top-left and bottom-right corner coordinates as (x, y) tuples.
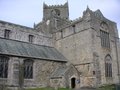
(71, 77), (76, 88)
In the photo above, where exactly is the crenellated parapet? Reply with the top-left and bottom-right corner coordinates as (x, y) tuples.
(43, 2), (68, 9)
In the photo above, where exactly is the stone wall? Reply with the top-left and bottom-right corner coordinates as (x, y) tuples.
(0, 56), (65, 88)
(54, 20), (92, 65)
(33, 60), (64, 87)
(54, 9), (120, 87)
(90, 14), (120, 85)
(0, 21), (53, 47)
(54, 19), (96, 87)
(43, 3), (69, 21)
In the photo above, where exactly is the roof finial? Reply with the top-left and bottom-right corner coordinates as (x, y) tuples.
(67, 0), (68, 3)
(87, 5), (89, 8)
(86, 5), (91, 12)
(33, 22), (36, 28)
(64, 0), (69, 7)
(43, 0), (45, 5)
(43, 1), (48, 8)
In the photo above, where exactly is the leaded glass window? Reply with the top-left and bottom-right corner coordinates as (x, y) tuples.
(105, 55), (112, 77)
(100, 30), (110, 48)
(24, 60), (33, 79)
(4, 29), (10, 39)
(0, 56), (9, 78)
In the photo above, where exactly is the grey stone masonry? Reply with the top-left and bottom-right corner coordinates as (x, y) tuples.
(0, 2), (120, 89)
(0, 20), (53, 47)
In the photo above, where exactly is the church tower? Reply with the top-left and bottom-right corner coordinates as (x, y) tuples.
(35, 2), (70, 33)
(43, 2), (69, 21)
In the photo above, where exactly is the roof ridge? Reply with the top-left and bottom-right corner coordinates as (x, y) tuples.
(0, 20), (34, 30)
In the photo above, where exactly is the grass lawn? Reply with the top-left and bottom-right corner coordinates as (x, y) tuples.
(25, 84), (118, 90)
(25, 87), (71, 90)
(97, 84), (116, 90)
(25, 87), (53, 90)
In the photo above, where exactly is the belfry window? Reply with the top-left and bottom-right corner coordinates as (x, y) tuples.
(4, 29), (10, 39)
(105, 55), (112, 77)
(100, 30), (110, 48)
(0, 56), (9, 78)
(24, 59), (33, 79)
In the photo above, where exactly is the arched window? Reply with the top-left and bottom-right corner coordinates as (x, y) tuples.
(0, 56), (9, 78)
(100, 22), (110, 48)
(105, 55), (112, 77)
(24, 59), (33, 79)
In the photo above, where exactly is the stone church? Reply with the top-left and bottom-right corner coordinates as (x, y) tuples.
(0, 2), (120, 89)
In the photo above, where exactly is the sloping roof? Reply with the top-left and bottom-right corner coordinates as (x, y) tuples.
(0, 38), (67, 62)
(0, 20), (34, 30)
(51, 66), (68, 78)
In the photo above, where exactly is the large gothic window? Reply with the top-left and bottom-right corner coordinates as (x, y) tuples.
(100, 30), (110, 48)
(0, 56), (9, 78)
(105, 55), (112, 77)
(24, 59), (33, 79)
(100, 22), (110, 48)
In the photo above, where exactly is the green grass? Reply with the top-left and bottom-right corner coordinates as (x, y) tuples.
(25, 85), (118, 90)
(25, 87), (71, 90)
(97, 84), (116, 90)
(58, 88), (71, 90)
(25, 87), (53, 90)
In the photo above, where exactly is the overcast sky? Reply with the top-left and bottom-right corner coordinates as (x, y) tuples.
(0, 0), (120, 37)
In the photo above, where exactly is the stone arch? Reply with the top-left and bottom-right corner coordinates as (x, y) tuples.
(70, 76), (77, 89)
(100, 21), (109, 31)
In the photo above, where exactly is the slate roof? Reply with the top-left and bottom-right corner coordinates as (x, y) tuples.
(50, 66), (68, 78)
(0, 38), (67, 62)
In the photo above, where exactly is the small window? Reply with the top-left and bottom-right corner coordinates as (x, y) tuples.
(28, 35), (34, 43)
(4, 29), (10, 39)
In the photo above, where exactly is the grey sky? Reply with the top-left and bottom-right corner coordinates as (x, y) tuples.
(0, 0), (120, 37)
